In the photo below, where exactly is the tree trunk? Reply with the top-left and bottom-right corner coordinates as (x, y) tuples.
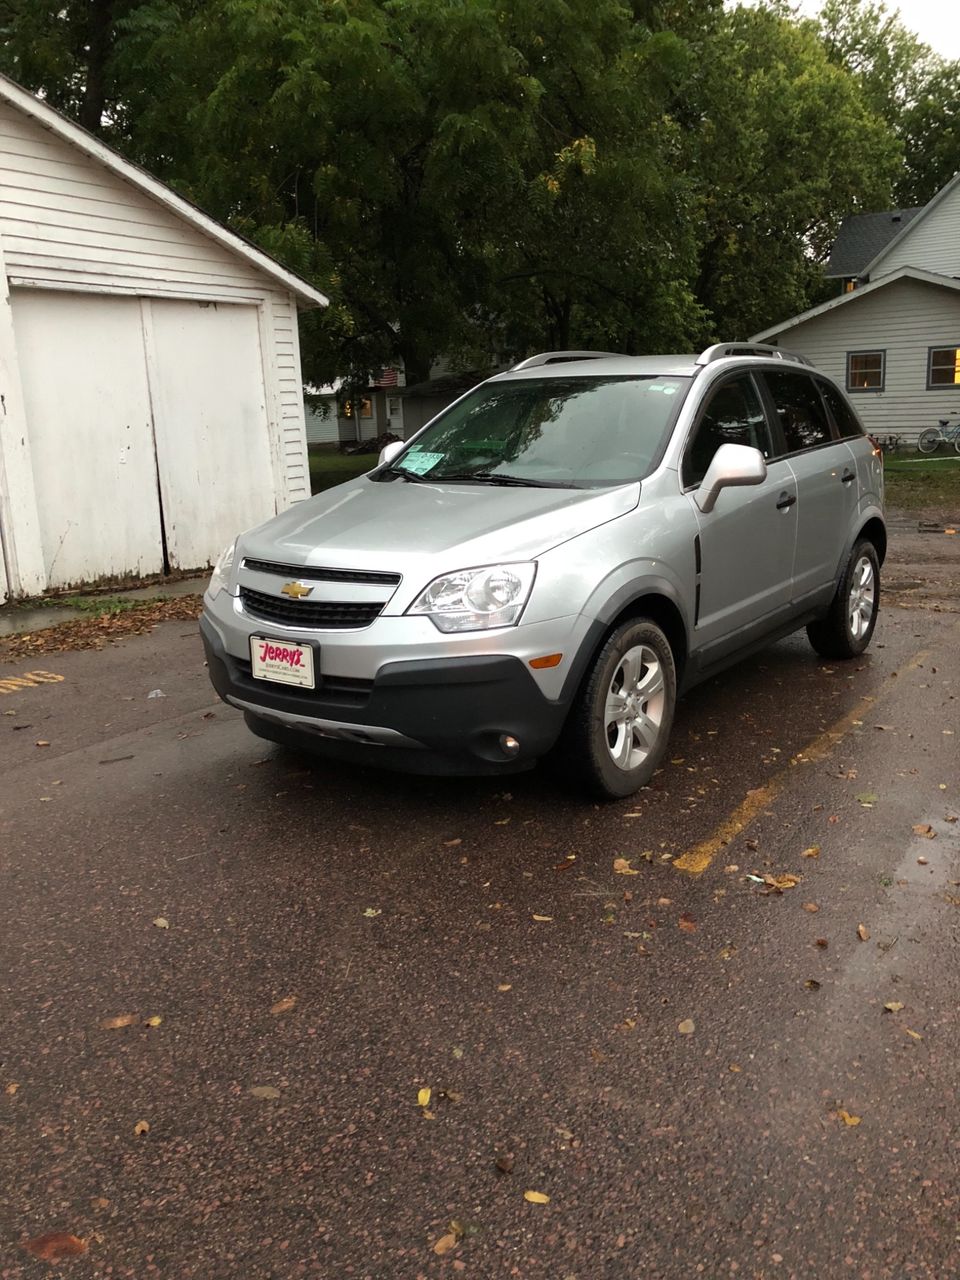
(78, 0), (115, 133)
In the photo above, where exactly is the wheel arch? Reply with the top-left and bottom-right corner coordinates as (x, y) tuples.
(856, 515), (887, 565)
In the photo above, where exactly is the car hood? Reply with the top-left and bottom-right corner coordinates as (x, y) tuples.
(239, 475), (640, 575)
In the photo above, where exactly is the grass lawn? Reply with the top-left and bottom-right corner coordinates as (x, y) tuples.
(883, 457), (960, 511)
(308, 448), (376, 494)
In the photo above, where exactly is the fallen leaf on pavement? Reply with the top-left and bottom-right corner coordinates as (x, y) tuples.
(656, 897), (673, 907)
(152, 916), (169, 929)
(5, 1081), (19, 1095)
(723, 864), (740, 874)
(762, 873), (801, 892)
(444, 838), (462, 847)
(856, 793), (878, 806)
(883, 1001), (904, 1013)
(249, 1086), (281, 1099)
(917, 856), (929, 865)
(532, 914), (553, 922)
(678, 1019), (695, 1035)
(143, 1015), (162, 1028)
(905, 1028), (923, 1041)
(802, 902), (820, 913)
(728, 1063), (742, 1072)
(804, 979), (822, 991)
(857, 924), (870, 941)
(815, 938), (829, 948)
(35, 739), (50, 748)
(613, 857), (639, 876)
(801, 845), (821, 859)
(24, 1233), (87, 1261)
(434, 1226), (462, 1255)
(497, 983), (512, 992)
(362, 908), (381, 918)
(524, 1190), (550, 1204)
(133, 1120), (150, 1136)
(495, 1152), (515, 1174)
(270, 996), (297, 1015)
(913, 824), (936, 839)
(837, 1110), (861, 1127)
(417, 1087), (432, 1107)
(99, 1014), (137, 1030)
(678, 914), (697, 933)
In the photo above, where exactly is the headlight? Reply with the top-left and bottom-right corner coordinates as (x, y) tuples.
(408, 563), (536, 632)
(208, 539), (237, 597)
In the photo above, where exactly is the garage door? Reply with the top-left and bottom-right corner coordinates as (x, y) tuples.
(13, 291), (278, 588)
(147, 299), (276, 570)
(13, 291), (165, 587)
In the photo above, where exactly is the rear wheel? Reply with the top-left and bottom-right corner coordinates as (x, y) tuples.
(806, 539), (880, 659)
(566, 618), (677, 799)
(917, 427), (941, 454)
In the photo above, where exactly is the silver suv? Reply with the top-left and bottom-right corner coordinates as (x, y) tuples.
(201, 345), (885, 798)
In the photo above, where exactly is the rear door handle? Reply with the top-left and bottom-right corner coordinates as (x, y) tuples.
(776, 491), (796, 510)
(840, 468), (856, 484)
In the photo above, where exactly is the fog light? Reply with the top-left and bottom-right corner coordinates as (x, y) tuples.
(500, 734), (520, 757)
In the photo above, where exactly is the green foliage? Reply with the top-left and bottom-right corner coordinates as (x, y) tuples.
(0, 0), (917, 374)
(897, 61), (960, 206)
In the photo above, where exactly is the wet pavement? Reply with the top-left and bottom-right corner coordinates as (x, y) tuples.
(1, 527), (958, 1279)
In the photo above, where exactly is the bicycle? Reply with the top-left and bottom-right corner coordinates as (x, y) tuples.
(917, 418), (960, 454)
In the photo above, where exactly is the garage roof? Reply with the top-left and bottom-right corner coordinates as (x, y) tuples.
(0, 72), (328, 309)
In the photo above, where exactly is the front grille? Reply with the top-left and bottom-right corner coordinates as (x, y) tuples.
(240, 587), (383, 629)
(243, 558), (401, 586)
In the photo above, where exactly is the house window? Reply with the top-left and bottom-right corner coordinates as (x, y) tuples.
(340, 396), (373, 419)
(928, 346), (960, 388)
(846, 350), (885, 392)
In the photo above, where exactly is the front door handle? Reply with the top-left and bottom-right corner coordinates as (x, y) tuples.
(776, 491), (796, 510)
(840, 468), (856, 484)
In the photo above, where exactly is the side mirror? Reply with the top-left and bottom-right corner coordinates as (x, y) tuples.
(378, 440), (404, 467)
(695, 443), (767, 514)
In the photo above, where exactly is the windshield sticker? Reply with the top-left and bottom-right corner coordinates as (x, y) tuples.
(399, 450), (444, 475)
(647, 383), (678, 395)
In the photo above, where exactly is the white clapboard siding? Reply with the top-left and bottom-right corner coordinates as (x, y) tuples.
(874, 180), (960, 280)
(776, 277), (960, 441)
(0, 96), (311, 508)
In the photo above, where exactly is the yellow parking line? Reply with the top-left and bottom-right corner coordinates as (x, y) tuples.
(673, 647), (934, 876)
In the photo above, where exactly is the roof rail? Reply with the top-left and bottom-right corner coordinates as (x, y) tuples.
(510, 350), (624, 371)
(696, 343), (813, 368)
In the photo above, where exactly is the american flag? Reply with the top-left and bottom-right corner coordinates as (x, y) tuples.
(373, 367), (399, 388)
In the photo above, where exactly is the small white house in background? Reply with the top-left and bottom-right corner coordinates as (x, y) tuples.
(0, 72), (327, 604)
(751, 171), (960, 445)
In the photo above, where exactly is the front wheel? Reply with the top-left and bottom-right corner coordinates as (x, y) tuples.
(917, 428), (941, 454)
(806, 540), (880, 659)
(565, 618), (677, 799)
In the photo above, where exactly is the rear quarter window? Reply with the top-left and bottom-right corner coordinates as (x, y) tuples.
(818, 379), (865, 439)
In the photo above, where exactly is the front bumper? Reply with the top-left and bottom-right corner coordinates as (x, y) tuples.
(200, 612), (572, 774)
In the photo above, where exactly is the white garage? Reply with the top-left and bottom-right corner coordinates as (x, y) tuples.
(0, 72), (327, 603)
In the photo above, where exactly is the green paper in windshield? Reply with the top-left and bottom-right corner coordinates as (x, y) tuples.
(399, 450), (443, 475)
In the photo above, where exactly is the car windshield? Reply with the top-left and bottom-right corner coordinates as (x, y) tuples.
(379, 375), (691, 488)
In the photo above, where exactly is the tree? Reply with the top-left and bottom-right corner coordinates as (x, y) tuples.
(681, 4), (901, 339)
(897, 61), (960, 205)
(816, 0), (933, 129)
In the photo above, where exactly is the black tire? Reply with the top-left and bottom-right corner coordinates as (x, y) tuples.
(564, 618), (677, 800)
(806, 539), (880, 659)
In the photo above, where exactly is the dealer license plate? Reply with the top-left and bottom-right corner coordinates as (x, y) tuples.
(250, 636), (316, 689)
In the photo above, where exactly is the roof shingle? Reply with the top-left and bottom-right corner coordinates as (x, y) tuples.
(825, 207), (924, 278)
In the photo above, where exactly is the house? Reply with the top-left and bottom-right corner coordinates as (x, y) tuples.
(751, 172), (960, 445)
(0, 72), (327, 604)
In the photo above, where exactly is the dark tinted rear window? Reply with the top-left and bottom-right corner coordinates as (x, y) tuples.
(818, 379), (864, 439)
(762, 370), (834, 453)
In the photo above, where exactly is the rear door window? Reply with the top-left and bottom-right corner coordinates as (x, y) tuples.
(682, 374), (773, 488)
(817, 379), (865, 440)
(761, 370), (835, 454)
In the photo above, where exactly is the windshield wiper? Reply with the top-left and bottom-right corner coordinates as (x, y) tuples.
(434, 470), (572, 488)
(374, 464), (430, 483)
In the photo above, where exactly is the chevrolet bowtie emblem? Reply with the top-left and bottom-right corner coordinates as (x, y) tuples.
(280, 581), (313, 599)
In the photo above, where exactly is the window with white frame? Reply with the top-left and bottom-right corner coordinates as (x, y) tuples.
(927, 346), (960, 389)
